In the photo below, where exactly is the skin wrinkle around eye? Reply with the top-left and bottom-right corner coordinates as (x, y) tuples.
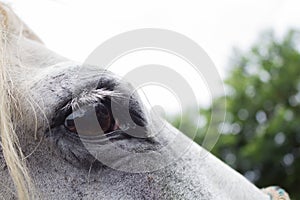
(48, 68), (125, 128)
(42, 72), (120, 170)
(48, 125), (103, 170)
(45, 78), (159, 170)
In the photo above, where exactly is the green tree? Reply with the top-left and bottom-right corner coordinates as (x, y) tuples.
(172, 30), (300, 199)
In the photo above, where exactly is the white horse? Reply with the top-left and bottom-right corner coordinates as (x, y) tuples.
(0, 3), (289, 200)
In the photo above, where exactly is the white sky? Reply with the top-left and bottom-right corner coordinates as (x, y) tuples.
(5, 0), (300, 115)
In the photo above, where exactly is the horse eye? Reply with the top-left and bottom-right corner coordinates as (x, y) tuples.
(64, 104), (115, 135)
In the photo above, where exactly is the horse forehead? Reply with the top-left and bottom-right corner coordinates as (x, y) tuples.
(21, 63), (115, 110)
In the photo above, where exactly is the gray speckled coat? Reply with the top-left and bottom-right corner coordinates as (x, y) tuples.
(0, 5), (269, 200)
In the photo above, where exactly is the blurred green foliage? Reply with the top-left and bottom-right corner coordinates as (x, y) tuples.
(171, 30), (300, 199)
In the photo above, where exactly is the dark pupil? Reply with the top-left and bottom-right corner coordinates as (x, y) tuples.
(64, 103), (113, 134)
(95, 104), (112, 132)
(65, 118), (77, 132)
